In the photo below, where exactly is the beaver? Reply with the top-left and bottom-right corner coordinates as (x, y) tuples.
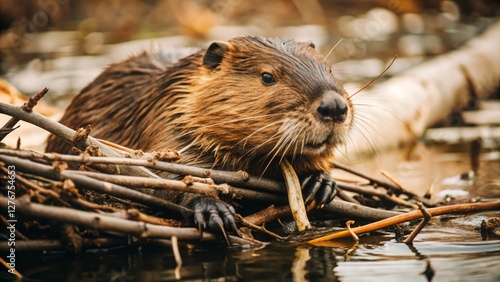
(46, 36), (353, 232)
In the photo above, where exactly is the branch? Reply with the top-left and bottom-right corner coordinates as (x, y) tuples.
(0, 154), (192, 216)
(0, 87), (48, 141)
(309, 200), (500, 243)
(69, 170), (283, 203)
(0, 101), (159, 179)
(0, 148), (284, 193)
(334, 162), (433, 206)
(0, 197), (219, 242)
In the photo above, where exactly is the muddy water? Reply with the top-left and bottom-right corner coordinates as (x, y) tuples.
(5, 142), (499, 282)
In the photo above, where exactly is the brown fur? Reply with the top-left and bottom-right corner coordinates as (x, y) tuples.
(46, 36), (353, 190)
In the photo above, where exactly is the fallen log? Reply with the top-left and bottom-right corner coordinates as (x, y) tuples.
(340, 20), (500, 158)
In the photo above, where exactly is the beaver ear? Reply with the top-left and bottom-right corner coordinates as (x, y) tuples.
(203, 41), (229, 69)
(307, 41), (316, 49)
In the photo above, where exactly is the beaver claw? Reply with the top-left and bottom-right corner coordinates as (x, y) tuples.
(188, 196), (238, 239)
(300, 172), (337, 207)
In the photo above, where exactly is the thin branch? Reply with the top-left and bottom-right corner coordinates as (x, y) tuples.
(0, 154), (193, 216)
(0, 237), (178, 253)
(323, 199), (401, 221)
(0, 197), (223, 242)
(345, 220), (359, 242)
(380, 169), (406, 191)
(0, 148), (284, 193)
(0, 87), (48, 141)
(334, 161), (434, 206)
(71, 170), (219, 197)
(102, 209), (183, 227)
(0, 214), (28, 240)
(338, 181), (417, 209)
(238, 215), (284, 240)
(244, 205), (292, 226)
(309, 200), (500, 243)
(0, 257), (23, 279)
(403, 202), (431, 243)
(0, 101), (159, 179)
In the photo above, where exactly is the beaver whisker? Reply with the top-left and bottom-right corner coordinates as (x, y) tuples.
(287, 122), (309, 161)
(165, 113), (286, 155)
(349, 55), (397, 99)
(278, 124), (302, 164)
(349, 115), (380, 160)
(237, 120), (286, 160)
(258, 122), (292, 175)
(260, 119), (301, 175)
(260, 123), (291, 160)
(353, 101), (402, 122)
(236, 119), (286, 149)
(172, 113), (285, 144)
(323, 38), (343, 62)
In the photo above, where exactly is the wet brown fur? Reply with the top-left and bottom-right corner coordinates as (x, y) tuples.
(46, 36), (353, 187)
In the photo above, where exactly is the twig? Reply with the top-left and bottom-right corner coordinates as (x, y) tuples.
(0, 155), (193, 216)
(1, 167), (72, 208)
(71, 170), (219, 197)
(323, 199), (400, 221)
(0, 101), (159, 179)
(280, 159), (310, 231)
(69, 170), (284, 203)
(335, 189), (361, 204)
(98, 139), (181, 162)
(1, 149), (285, 203)
(0, 148), (285, 193)
(309, 200), (500, 243)
(238, 215), (284, 240)
(0, 239), (64, 252)
(333, 161), (434, 206)
(104, 209), (183, 227)
(403, 202), (431, 243)
(242, 199), (401, 231)
(338, 181), (417, 209)
(0, 238), (176, 253)
(0, 214), (28, 240)
(0, 197), (222, 242)
(244, 205), (291, 226)
(0, 87), (48, 141)
(72, 198), (117, 212)
(333, 162), (401, 191)
(380, 169), (405, 191)
(345, 220), (359, 242)
(0, 257), (22, 279)
(343, 220), (359, 262)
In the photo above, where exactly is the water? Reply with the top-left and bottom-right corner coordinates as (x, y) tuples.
(10, 235), (500, 281)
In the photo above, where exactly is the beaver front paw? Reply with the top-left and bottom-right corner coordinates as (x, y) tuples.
(300, 172), (337, 207)
(188, 196), (238, 236)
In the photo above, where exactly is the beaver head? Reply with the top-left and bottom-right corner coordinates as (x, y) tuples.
(142, 36), (353, 175)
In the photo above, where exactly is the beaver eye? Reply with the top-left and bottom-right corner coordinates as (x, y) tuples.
(261, 73), (276, 86)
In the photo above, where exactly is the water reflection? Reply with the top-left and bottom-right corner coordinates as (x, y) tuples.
(5, 235), (500, 281)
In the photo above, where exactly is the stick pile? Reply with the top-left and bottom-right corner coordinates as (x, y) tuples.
(1, 90), (497, 254)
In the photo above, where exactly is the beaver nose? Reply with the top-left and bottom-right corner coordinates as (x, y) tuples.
(316, 91), (348, 123)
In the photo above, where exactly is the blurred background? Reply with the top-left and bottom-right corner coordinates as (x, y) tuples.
(1, 0), (499, 108)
